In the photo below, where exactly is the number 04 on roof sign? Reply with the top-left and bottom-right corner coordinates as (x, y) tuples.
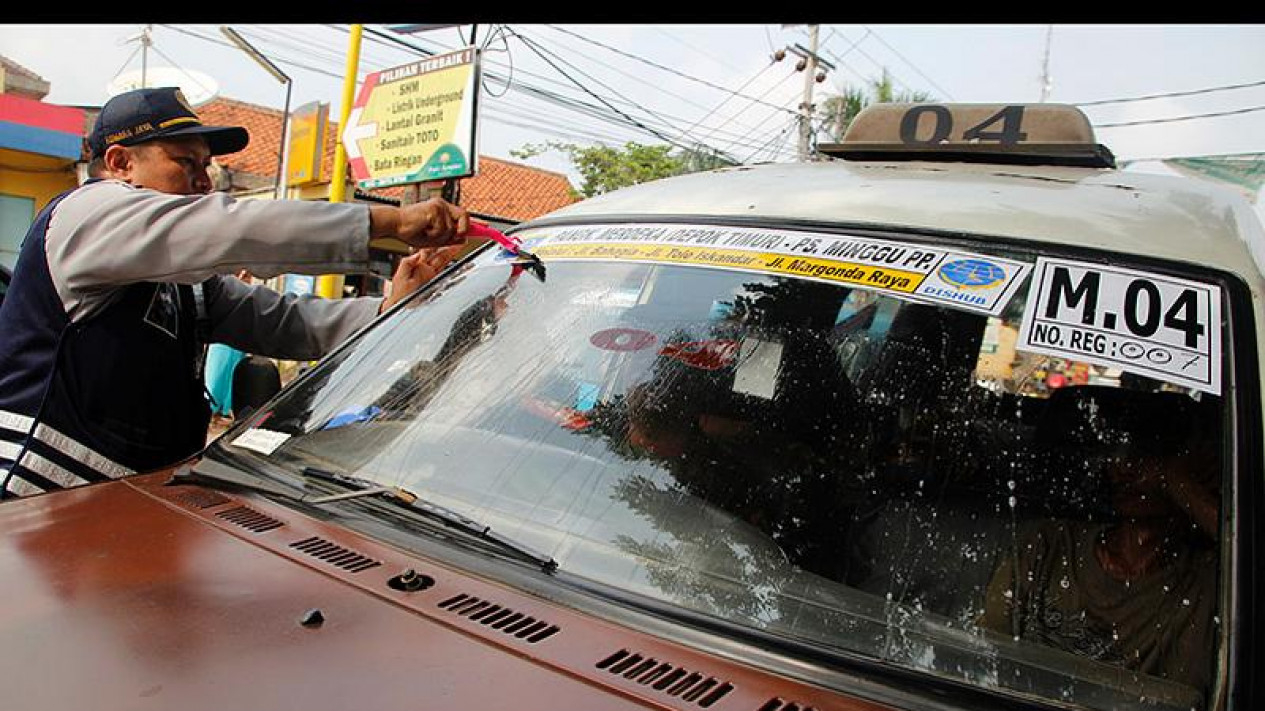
(1018, 258), (1222, 395)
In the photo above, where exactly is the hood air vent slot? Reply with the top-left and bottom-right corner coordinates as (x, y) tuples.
(289, 536), (382, 573)
(215, 505), (284, 532)
(174, 488), (232, 509)
(596, 649), (734, 707)
(437, 593), (560, 643)
(757, 700), (817, 711)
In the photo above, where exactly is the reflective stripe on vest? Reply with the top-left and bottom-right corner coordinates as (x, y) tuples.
(0, 408), (136, 484)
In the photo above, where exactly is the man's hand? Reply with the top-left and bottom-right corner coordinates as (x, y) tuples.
(370, 198), (470, 250)
(380, 244), (463, 313)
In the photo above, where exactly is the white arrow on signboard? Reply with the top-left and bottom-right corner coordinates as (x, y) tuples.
(340, 106), (377, 162)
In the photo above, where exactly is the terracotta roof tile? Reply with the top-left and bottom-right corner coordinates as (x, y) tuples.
(197, 97), (578, 222)
(197, 97), (285, 177)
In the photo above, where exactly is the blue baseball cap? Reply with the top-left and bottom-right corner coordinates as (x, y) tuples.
(88, 87), (249, 159)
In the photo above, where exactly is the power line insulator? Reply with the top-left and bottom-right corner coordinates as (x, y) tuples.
(815, 71), (827, 83)
(795, 58), (807, 72)
(772, 49), (786, 62)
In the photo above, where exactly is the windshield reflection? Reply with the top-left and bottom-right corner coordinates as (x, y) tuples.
(209, 247), (1223, 711)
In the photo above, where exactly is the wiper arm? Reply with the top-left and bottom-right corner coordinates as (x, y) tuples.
(168, 458), (306, 500)
(300, 467), (559, 574)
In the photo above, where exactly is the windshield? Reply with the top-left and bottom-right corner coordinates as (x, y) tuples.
(208, 225), (1228, 711)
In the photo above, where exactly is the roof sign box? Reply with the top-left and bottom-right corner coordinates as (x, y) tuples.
(819, 103), (1116, 168)
(343, 47), (481, 189)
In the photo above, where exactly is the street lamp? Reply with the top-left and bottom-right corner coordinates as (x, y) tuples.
(220, 26), (292, 201)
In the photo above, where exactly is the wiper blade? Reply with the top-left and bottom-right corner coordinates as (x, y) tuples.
(300, 467), (558, 574)
(169, 459), (305, 500)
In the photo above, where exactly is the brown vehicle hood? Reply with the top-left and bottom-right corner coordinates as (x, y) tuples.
(0, 471), (885, 711)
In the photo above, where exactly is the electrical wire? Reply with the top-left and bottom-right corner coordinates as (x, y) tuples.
(515, 29), (743, 160)
(231, 24), (671, 147)
(352, 24), (782, 155)
(651, 26), (734, 69)
(355, 26), (687, 143)
(165, 24), (808, 162)
(108, 43), (142, 85)
(1093, 105), (1265, 128)
(466, 27), (781, 152)
(159, 25), (349, 81)
(1076, 79), (1265, 107)
(820, 27), (924, 98)
(480, 24), (513, 98)
(860, 25), (955, 100)
(542, 25), (799, 117)
(530, 28), (724, 118)
(680, 60), (777, 141)
(149, 43), (218, 99)
(508, 28), (753, 160)
(741, 117), (796, 164)
(1118, 151), (1265, 163)
(694, 68), (802, 148)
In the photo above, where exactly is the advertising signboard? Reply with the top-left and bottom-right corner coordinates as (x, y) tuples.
(287, 102), (328, 187)
(341, 47), (481, 189)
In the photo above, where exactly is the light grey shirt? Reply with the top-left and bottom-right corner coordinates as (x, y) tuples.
(45, 179), (383, 360)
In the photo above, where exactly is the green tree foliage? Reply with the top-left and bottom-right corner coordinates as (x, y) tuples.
(512, 141), (736, 198)
(817, 69), (935, 143)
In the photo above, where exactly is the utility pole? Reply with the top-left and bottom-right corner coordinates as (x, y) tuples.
(124, 25), (155, 88)
(777, 25), (832, 161)
(141, 24), (152, 87)
(797, 25), (819, 161)
(318, 24), (364, 301)
(1039, 25), (1054, 103)
(221, 27), (293, 202)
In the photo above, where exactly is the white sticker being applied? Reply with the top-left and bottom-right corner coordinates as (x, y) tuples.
(230, 428), (291, 456)
(1018, 258), (1222, 395)
(512, 224), (1030, 316)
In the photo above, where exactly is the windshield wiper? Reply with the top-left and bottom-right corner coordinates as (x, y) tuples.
(300, 467), (559, 574)
(169, 458), (306, 499)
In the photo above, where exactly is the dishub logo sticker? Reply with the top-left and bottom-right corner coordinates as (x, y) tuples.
(937, 258), (1008, 289)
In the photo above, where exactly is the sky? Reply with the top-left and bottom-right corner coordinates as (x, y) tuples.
(2, 23), (1263, 209)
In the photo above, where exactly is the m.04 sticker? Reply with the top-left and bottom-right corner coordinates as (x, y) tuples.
(1018, 258), (1222, 395)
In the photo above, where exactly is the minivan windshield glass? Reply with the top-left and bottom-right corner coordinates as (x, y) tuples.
(209, 229), (1226, 711)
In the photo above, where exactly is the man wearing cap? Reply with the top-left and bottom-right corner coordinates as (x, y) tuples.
(0, 87), (470, 498)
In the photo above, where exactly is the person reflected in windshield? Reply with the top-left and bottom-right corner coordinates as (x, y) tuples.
(980, 387), (1220, 695)
(586, 307), (864, 582)
(369, 271), (518, 422)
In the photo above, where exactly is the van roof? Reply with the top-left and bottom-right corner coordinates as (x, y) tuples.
(540, 159), (1265, 282)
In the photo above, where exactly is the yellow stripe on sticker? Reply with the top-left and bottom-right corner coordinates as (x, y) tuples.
(532, 242), (923, 293)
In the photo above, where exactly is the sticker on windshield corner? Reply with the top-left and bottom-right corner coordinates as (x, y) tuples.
(512, 224), (1029, 316)
(230, 428), (291, 456)
(1017, 258), (1222, 395)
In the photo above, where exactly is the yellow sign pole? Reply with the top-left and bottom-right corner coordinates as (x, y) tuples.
(316, 24), (363, 300)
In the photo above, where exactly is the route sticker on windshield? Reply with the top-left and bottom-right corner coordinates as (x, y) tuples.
(512, 224), (1029, 316)
(230, 428), (291, 456)
(1017, 257), (1222, 395)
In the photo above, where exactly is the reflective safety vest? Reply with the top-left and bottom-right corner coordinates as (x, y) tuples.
(0, 183), (211, 497)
